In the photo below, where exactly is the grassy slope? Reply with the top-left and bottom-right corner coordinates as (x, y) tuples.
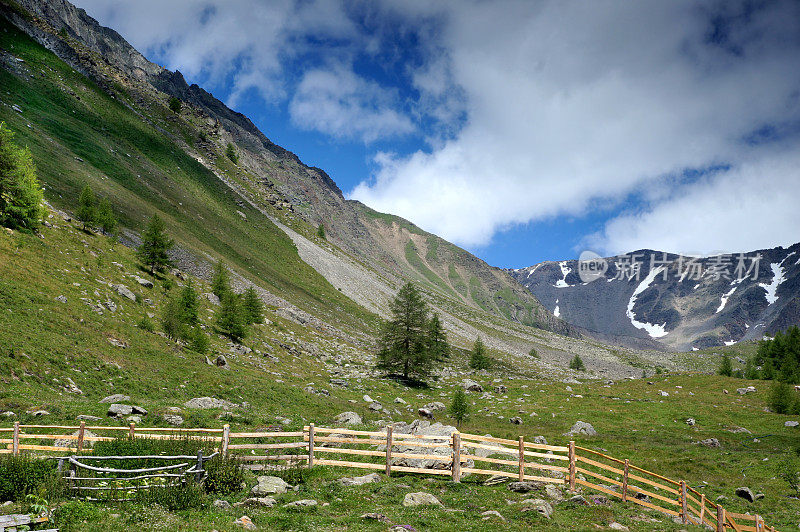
(0, 14), (376, 334)
(1, 222), (798, 530)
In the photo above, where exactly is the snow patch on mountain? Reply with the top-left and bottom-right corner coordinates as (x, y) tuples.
(626, 266), (668, 338)
(716, 286), (737, 313)
(554, 299), (560, 318)
(527, 264), (541, 278)
(554, 262), (571, 288)
(759, 263), (785, 305)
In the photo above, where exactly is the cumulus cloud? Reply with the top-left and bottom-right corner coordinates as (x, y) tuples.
(289, 64), (414, 143)
(352, 0), (800, 252)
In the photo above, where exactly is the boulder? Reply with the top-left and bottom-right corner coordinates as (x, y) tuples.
(564, 421), (597, 437)
(76, 415), (102, 422)
(394, 397), (407, 404)
(785, 421), (799, 428)
(737, 386), (756, 395)
(107, 338), (128, 348)
(360, 513), (391, 523)
(463, 379), (483, 392)
(735, 487), (755, 502)
(330, 379), (348, 387)
(163, 414), (184, 426)
(363, 394), (374, 403)
(481, 510), (506, 521)
(544, 484), (563, 501)
(184, 397), (237, 409)
(509, 416), (523, 425)
(126, 415), (142, 424)
(215, 355), (230, 369)
(107, 404), (132, 417)
(333, 411), (362, 426)
(686, 418), (696, 426)
(228, 343), (252, 356)
(402, 492), (442, 507)
(251, 476), (290, 496)
(418, 408), (434, 419)
(29, 410), (50, 417)
(235, 497), (276, 508)
(112, 284), (136, 302)
(55, 295), (67, 303)
(204, 293), (220, 305)
(131, 405), (148, 415)
(213, 499), (231, 509)
(338, 473), (381, 486)
(424, 401), (446, 411)
(509, 481), (543, 493)
(282, 499), (317, 509)
(494, 385), (508, 394)
(699, 438), (721, 448)
(608, 523), (629, 531)
(134, 276), (154, 288)
(233, 516), (256, 530)
(520, 498), (553, 518)
(368, 402), (383, 412)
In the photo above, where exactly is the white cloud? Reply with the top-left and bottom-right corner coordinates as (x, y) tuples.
(289, 64), (415, 143)
(352, 0), (800, 251)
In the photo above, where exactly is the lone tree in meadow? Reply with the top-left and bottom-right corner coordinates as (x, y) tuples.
(76, 184), (96, 231)
(569, 353), (586, 371)
(0, 122), (43, 231)
(449, 387), (470, 427)
(469, 337), (490, 370)
(377, 282), (446, 381)
(168, 96), (182, 114)
(97, 197), (117, 236)
(137, 214), (173, 275)
(718, 354), (733, 377)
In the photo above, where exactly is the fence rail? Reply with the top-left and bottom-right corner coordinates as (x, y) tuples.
(1, 422), (779, 531)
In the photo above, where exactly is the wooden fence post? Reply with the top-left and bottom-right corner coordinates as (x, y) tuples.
(700, 494), (706, 526)
(568, 441), (576, 491)
(680, 480), (688, 524)
(221, 424), (230, 458)
(128, 422), (135, 438)
(307, 424), (314, 467)
(12, 421), (19, 456)
(716, 505), (724, 532)
(196, 450), (204, 482)
(518, 436), (525, 481)
(385, 425), (393, 477)
(77, 420), (85, 452)
(755, 514), (762, 532)
(622, 459), (629, 502)
(451, 432), (461, 483)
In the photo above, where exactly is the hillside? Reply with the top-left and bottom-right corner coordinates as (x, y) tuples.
(510, 244), (800, 351)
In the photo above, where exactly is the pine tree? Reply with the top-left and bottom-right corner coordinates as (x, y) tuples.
(168, 96), (182, 113)
(569, 354), (586, 371)
(449, 388), (470, 427)
(76, 184), (96, 231)
(137, 214), (173, 275)
(426, 313), (449, 362)
(211, 260), (230, 300)
(226, 143), (238, 164)
(97, 198), (117, 236)
(162, 297), (186, 340)
(317, 223), (325, 239)
(744, 357), (759, 380)
(768, 381), (796, 414)
(0, 122), (43, 231)
(718, 354), (733, 377)
(376, 283), (432, 380)
(217, 291), (246, 342)
(469, 337), (490, 370)
(177, 282), (199, 326)
(242, 287), (263, 325)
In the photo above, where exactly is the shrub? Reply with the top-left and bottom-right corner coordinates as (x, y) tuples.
(134, 480), (207, 511)
(718, 354), (733, 377)
(528, 347), (539, 359)
(226, 143), (238, 164)
(768, 381), (797, 414)
(0, 454), (63, 502)
(54, 500), (102, 532)
(569, 354), (586, 371)
(137, 316), (155, 332)
(203, 455), (245, 495)
(317, 223), (325, 239)
(76, 184), (96, 231)
(188, 329), (210, 354)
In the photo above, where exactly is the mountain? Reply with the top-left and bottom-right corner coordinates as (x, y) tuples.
(0, 0), (674, 380)
(509, 243), (800, 351)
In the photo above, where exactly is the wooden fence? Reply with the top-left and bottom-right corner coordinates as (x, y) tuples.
(1, 422), (778, 531)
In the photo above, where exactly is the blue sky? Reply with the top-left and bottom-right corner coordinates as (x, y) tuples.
(76, 0), (800, 268)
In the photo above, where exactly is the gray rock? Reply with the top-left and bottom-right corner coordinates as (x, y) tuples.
(423, 401), (446, 411)
(184, 397), (237, 409)
(608, 523), (629, 531)
(686, 418), (696, 426)
(204, 293), (220, 305)
(754, 492), (765, 500)
(235, 497), (276, 508)
(233, 515), (256, 530)
(103, 300), (117, 312)
(363, 394), (373, 403)
(418, 408), (434, 419)
(107, 337), (128, 348)
(215, 355), (230, 369)
(55, 295), (67, 303)
(228, 343), (252, 356)
(333, 411), (362, 425)
(510, 416), (523, 425)
(402, 492), (442, 507)
(329, 379), (348, 387)
(282, 499), (317, 509)
(567, 494), (589, 506)
(699, 438), (721, 448)
(463, 379), (483, 392)
(368, 402), (383, 412)
(76, 415), (102, 422)
(163, 414), (184, 426)
(394, 397), (407, 404)
(564, 421), (597, 437)
(29, 410), (50, 416)
(729, 426), (751, 434)
(544, 484), (563, 501)
(494, 385), (508, 394)
(112, 284), (136, 301)
(520, 498), (553, 518)
(360, 513), (390, 523)
(251, 476), (290, 496)
(107, 404), (132, 417)
(134, 276), (153, 288)
(509, 481), (543, 493)
(737, 386), (756, 395)
(213, 499), (231, 509)
(126, 415), (142, 424)
(785, 421), (799, 428)
(1, 411), (16, 417)
(131, 405), (147, 415)
(735, 487), (755, 502)
(338, 472), (381, 486)
(481, 510), (506, 521)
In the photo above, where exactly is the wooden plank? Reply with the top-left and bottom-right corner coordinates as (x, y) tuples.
(522, 474), (565, 485)
(16, 434), (114, 442)
(627, 462), (681, 486)
(728, 513), (758, 521)
(460, 453), (517, 468)
(626, 492), (680, 517)
(237, 455), (308, 462)
(522, 441), (570, 453)
(392, 465), (452, 476)
(307, 424), (314, 467)
(315, 458), (385, 470)
(575, 466), (623, 487)
(622, 459), (629, 502)
(459, 433), (518, 446)
(8, 444), (81, 452)
(627, 471), (680, 495)
(576, 455), (624, 475)
(314, 447), (384, 458)
(312, 436), (387, 445)
(460, 441), (517, 455)
(575, 477), (623, 499)
(521, 449), (570, 461)
(523, 461), (569, 473)
(575, 446), (626, 464)
(727, 512), (744, 532)
(627, 483), (680, 506)
(229, 432), (304, 438)
(461, 467), (517, 479)
(227, 442), (306, 450)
